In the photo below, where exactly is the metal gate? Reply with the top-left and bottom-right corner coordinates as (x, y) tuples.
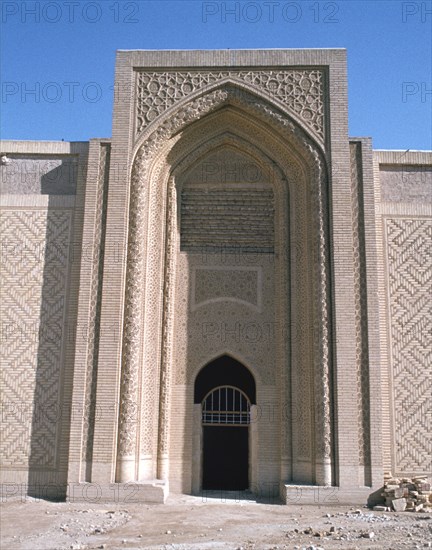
(202, 386), (250, 426)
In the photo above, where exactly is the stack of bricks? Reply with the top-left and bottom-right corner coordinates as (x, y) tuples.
(377, 475), (432, 512)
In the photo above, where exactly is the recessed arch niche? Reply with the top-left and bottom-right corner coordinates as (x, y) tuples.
(115, 86), (333, 496)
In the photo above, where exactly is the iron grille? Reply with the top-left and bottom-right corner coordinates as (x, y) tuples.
(202, 386), (250, 425)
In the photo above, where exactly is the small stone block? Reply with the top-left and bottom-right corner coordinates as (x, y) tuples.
(392, 498), (407, 512)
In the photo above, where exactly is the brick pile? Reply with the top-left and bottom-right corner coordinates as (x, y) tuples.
(374, 475), (432, 512)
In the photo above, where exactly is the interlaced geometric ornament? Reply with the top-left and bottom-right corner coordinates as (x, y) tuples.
(136, 70), (324, 141)
(0, 209), (71, 468)
(386, 217), (432, 473)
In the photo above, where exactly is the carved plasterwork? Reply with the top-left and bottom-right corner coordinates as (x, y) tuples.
(308, 141), (332, 466)
(136, 70), (325, 142)
(117, 150), (150, 459)
(193, 267), (261, 310)
(156, 175), (177, 476)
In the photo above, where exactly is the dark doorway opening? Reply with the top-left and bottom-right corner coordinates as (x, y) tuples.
(195, 356), (256, 492)
(202, 426), (248, 490)
(194, 355), (256, 405)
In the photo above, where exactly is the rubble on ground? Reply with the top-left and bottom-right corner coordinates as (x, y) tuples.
(374, 474), (432, 513)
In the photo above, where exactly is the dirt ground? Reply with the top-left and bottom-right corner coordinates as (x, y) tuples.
(1, 492), (431, 550)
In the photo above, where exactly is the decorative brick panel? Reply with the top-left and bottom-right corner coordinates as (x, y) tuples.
(181, 186), (274, 252)
(349, 142), (371, 474)
(385, 217), (432, 474)
(0, 209), (72, 468)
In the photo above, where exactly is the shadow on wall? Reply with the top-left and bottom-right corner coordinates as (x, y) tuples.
(40, 158), (79, 195)
(28, 150), (87, 500)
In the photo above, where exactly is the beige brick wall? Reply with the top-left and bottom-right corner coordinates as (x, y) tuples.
(373, 150), (432, 478)
(0, 141), (88, 496)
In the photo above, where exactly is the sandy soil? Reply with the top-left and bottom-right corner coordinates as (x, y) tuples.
(1, 492), (431, 550)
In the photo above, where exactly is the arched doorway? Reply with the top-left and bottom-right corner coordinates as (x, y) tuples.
(194, 356), (256, 491)
(202, 386), (250, 490)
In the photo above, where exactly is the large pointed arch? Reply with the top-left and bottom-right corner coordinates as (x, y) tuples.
(116, 85), (333, 488)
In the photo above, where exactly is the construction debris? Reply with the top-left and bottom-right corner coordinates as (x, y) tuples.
(376, 476), (432, 512)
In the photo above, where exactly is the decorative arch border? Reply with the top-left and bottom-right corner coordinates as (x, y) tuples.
(131, 83), (326, 165)
(115, 85), (333, 487)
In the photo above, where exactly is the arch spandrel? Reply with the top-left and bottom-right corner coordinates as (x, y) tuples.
(134, 70), (325, 147)
(116, 87), (333, 487)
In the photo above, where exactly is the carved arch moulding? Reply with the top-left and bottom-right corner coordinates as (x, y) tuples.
(116, 84), (333, 486)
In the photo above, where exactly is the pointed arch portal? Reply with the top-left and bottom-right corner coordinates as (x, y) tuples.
(115, 72), (335, 495)
(58, 49), (385, 506)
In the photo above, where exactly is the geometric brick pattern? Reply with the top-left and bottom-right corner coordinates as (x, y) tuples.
(386, 217), (432, 473)
(349, 142), (371, 473)
(181, 186), (274, 252)
(136, 70), (324, 141)
(0, 209), (71, 467)
(82, 143), (111, 468)
(194, 268), (259, 309)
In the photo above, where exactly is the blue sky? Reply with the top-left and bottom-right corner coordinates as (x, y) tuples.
(1, 0), (431, 149)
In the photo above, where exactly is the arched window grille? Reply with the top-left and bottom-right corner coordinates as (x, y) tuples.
(202, 386), (251, 425)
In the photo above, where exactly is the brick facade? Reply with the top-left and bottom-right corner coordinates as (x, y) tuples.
(0, 50), (430, 503)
